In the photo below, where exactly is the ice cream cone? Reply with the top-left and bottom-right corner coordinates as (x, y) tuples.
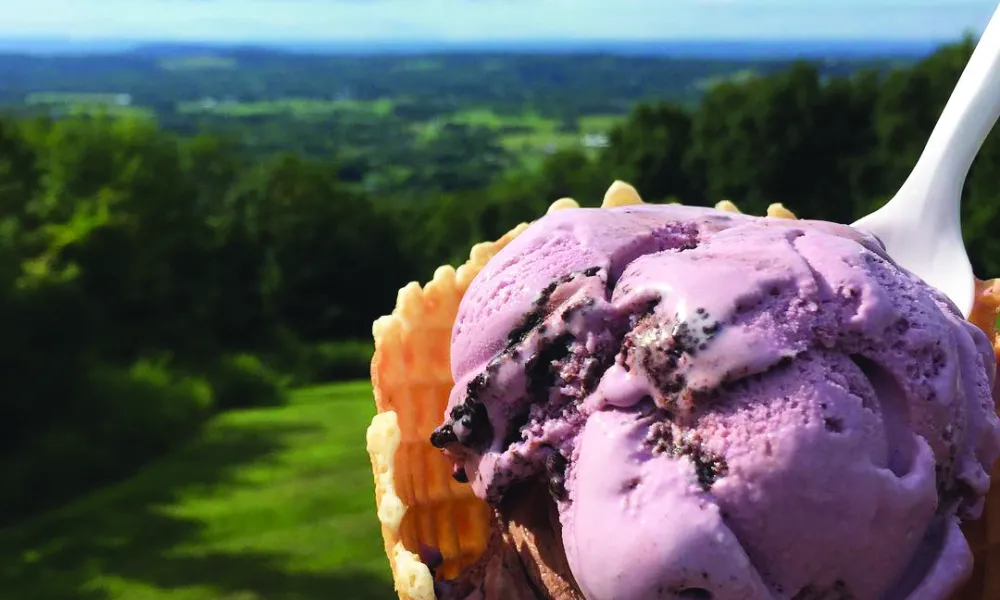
(366, 186), (1000, 600)
(367, 218), (539, 600)
(951, 279), (1000, 600)
(953, 473), (1000, 599)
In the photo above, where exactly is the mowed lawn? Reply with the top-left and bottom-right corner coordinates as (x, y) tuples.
(0, 382), (396, 600)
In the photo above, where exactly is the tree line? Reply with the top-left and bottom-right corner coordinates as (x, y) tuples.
(1, 38), (996, 524)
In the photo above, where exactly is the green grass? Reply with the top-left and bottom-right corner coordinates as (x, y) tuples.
(23, 92), (154, 120)
(499, 130), (577, 149)
(394, 59), (443, 72)
(177, 98), (394, 119)
(25, 92), (128, 106)
(411, 107), (610, 168)
(63, 105), (154, 120)
(413, 108), (558, 141)
(577, 114), (624, 133)
(0, 381), (394, 600)
(418, 110), (623, 164)
(692, 68), (758, 91)
(453, 108), (555, 129)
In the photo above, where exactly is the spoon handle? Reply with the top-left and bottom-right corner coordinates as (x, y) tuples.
(903, 2), (1000, 222)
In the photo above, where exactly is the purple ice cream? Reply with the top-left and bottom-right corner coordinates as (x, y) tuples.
(430, 204), (1000, 600)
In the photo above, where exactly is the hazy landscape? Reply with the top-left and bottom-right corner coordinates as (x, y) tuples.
(1, 34), (999, 599)
(0, 44), (918, 192)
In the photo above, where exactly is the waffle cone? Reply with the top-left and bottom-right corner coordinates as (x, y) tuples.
(951, 280), (1000, 600)
(366, 184), (1000, 600)
(954, 473), (1000, 600)
(367, 219), (536, 600)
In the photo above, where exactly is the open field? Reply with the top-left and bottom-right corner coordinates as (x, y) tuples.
(409, 108), (624, 167)
(168, 98), (624, 170)
(496, 112), (624, 167)
(25, 92), (132, 106)
(23, 92), (154, 120)
(412, 108), (557, 141)
(577, 114), (624, 133)
(177, 98), (395, 118)
(0, 382), (394, 600)
(499, 130), (580, 166)
(692, 68), (758, 91)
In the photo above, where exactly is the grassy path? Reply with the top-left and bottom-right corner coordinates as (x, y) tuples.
(0, 382), (395, 600)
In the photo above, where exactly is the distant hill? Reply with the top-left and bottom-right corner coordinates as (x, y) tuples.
(0, 37), (949, 59)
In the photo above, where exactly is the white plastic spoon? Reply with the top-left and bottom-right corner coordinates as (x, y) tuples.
(852, 3), (1000, 317)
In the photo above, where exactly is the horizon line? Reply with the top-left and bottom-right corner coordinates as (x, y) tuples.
(0, 35), (967, 59)
(0, 35), (965, 43)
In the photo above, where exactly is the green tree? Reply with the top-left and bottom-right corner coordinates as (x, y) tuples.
(873, 38), (973, 200)
(602, 103), (700, 203)
(226, 153), (410, 340)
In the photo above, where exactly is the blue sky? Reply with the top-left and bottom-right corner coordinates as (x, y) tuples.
(0, 0), (997, 42)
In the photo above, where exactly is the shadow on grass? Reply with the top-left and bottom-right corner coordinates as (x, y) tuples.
(0, 421), (394, 600)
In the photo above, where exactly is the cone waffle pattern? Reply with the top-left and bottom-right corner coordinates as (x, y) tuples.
(366, 183), (1000, 600)
(952, 280), (1000, 600)
(368, 219), (535, 600)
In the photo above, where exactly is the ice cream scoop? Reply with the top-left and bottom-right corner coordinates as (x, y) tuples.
(367, 185), (1000, 600)
(430, 198), (1000, 599)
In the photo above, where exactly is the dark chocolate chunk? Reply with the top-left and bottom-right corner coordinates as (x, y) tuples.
(626, 309), (725, 408)
(580, 357), (605, 395)
(503, 409), (532, 449)
(546, 451), (568, 474)
(430, 424), (458, 448)
(525, 333), (574, 402)
(505, 267), (602, 349)
(545, 451), (569, 501)
(466, 372), (488, 402)
(646, 423), (727, 491)
(691, 451), (728, 491)
(645, 421), (674, 454)
(450, 400), (493, 450)
(628, 296), (662, 328)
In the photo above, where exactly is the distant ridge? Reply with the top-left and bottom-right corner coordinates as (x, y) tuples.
(0, 37), (951, 59)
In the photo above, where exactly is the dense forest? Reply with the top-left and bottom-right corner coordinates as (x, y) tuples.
(2, 38), (998, 525)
